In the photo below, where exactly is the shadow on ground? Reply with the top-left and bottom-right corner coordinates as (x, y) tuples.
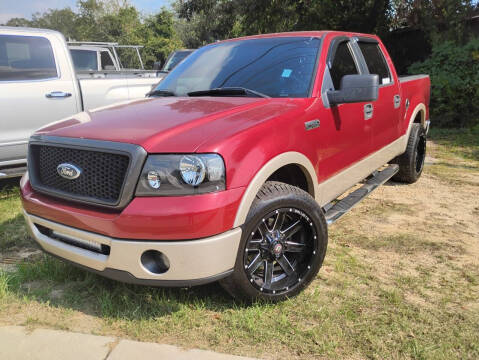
(2, 216), (243, 321)
(9, 254), (242, 320)
(0, 177), (21, 192)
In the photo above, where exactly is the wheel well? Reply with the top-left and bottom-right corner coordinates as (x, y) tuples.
(413, 110), (424, 125)
(266, 164), (311, 195)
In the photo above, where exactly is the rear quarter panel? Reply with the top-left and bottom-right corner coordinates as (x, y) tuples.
(399, 76), (431, 135)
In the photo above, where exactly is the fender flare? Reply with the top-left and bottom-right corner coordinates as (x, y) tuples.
(406, 103), (426, 140)
(233, 152), (318, 227)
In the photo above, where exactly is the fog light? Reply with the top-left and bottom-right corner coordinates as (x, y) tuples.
(141, 250), (170, 274)
(147, 171), (161, 189)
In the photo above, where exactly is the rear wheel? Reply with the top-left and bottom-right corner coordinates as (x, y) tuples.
(220, 181), (327, 302)
(392, 123), (426, 183)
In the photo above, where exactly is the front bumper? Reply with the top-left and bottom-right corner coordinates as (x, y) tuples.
(21, 176), (245, 240)
(23, 211), (242, 286)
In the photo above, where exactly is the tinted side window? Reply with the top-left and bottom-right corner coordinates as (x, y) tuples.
(329, 41), (358, 89)
(358, 42), (391, 85)
(70, 49), (98, 71)
(101, 51), (115, 70)
(0, 35), (57, 81)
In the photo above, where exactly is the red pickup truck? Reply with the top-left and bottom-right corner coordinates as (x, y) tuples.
(20, 31), (430, 301)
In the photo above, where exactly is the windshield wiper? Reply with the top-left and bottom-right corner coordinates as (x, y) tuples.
(147, 89), (177, 97)
(187, 87), (269, 98)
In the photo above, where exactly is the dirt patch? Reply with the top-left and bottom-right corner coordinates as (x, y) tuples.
(0, 249), (42, 272)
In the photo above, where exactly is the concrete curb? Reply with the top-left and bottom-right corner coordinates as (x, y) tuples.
(0, 326), (257, 360)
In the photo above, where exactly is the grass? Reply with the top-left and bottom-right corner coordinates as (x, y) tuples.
(0, 129), (478, 359)
(0, 179), (30, 251)
(428, 128), (479, 162)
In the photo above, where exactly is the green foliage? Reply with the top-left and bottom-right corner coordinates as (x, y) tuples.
(409, 38), (479, 128)
(391, 0), (476, 43)
(174, 0), (392, 47)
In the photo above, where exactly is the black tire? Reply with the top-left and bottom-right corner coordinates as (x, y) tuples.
(220, 181), (328, 302)
(392, 123), (426, 183)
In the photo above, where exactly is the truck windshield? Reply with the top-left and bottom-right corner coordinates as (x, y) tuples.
(154, 37), (320, 98)
(70, 49), (98, 71)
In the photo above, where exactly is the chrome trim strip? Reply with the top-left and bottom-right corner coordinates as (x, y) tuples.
(0, 140), (28, 147)
(0, 158), (27, 167)
(398, 74), (429, 83)
(23, 211), (242, 281)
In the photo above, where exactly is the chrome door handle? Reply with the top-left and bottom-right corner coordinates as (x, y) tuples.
(394, 95), (401, 109)
(46, 91), (72, 99)
(364, 103), (373, 120)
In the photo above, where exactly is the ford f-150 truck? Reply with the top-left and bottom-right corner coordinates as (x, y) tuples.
(20, 31), (430, 301)
(0, 27), (162, 178)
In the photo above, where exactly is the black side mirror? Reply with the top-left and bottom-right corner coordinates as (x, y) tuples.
(327, 74), (379, 105)
(153, 61), (162, 70)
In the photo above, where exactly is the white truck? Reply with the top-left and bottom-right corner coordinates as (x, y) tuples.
(0, 27), (164, 178)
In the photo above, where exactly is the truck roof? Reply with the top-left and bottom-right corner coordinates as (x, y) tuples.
(0, 26), (62, 36)
(215, 31), (378, 44)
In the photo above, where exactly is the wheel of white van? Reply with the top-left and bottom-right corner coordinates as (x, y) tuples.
(220, 181), (328, 302)
(392, 123), (426, 184)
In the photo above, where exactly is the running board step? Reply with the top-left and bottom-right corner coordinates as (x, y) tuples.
(324, 164), (399, 225)
(0, 166), (27, 179)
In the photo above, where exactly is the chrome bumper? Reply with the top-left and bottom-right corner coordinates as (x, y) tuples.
(23, 211), (241, 286)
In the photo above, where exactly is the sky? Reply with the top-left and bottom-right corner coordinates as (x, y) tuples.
(0, 0), (171, 24)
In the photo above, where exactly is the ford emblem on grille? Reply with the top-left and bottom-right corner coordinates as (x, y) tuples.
(57, 163), (82, 180)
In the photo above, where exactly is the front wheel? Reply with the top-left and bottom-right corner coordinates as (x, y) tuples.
(220, 181), (328, 302)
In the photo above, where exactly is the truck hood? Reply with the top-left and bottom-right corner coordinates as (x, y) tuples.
(38, 97), (303, 153)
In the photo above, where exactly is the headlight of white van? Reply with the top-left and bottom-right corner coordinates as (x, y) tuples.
(135, 154), (225, 196)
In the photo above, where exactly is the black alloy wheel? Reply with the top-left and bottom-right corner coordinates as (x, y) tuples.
(244, 208), (317, 295)
(220, 181), (328, 301)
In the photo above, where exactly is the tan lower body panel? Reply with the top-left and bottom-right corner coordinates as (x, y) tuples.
(23, 211), (242, 281)
(317, 135), (407, 206)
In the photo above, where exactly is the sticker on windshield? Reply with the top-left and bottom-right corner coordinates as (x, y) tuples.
(281, 69), (293, 78)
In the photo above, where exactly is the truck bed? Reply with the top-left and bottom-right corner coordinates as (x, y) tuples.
(78, 72), (164, 110)
(398, 74), (431, 135)
(399, 74), (429, 83)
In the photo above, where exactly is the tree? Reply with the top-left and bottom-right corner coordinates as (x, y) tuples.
(391, 0), (476, 42)
(138, 10), (183, 68)
(4, 17), (32, 27)
(32, 8), (80, 40)
(3, 0), (183, 69)
(174, 0), (393, 47)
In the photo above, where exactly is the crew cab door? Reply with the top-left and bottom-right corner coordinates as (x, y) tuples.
(355, 38), (401, 149)
(317, 37), (372, 175)
(0, 33), (79, 165)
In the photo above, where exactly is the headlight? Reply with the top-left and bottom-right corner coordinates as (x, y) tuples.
(135, 154), (225, 196)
